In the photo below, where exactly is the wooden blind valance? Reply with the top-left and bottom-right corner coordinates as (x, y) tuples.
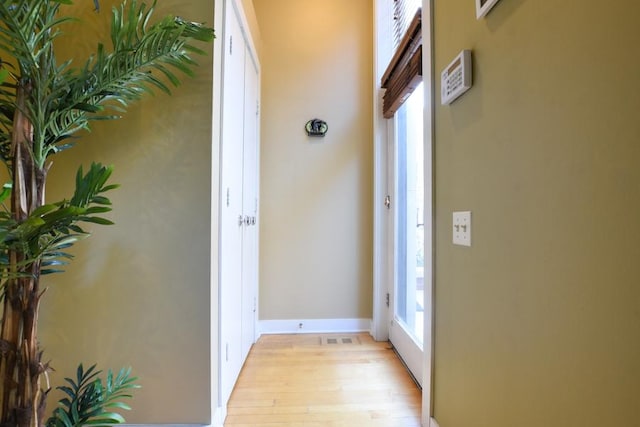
(381, 8), (422, 119)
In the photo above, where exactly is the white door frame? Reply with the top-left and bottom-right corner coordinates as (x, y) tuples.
(371, 0), (392, 343)
(421, 2), (435, 425)
(371, 0), (434, 425)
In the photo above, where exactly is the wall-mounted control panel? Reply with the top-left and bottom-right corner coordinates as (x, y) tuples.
(441, 50), (472, 105)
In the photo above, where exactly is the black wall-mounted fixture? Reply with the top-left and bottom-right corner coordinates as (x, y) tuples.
(305, 119), (328, 137)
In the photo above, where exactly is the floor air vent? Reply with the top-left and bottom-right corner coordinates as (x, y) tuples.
(321, 336), (360, 345)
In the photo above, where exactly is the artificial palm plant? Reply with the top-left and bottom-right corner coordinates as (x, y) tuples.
(0, 1), (214, 426)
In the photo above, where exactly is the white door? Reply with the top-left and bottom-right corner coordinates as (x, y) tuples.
(388, 81), (425, 385)
(241, 46), (259, 361)
(219, 0), (247, 405)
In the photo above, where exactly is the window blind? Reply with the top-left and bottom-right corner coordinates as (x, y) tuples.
(392, 0), (421, 49)
(382, 7), (422, 118)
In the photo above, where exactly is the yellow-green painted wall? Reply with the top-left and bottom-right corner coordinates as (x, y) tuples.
(433, 0), (640, 425)
(253, 0), (374, 321)
(37, 1), (214, 423)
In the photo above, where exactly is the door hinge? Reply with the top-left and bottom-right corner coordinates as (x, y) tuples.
(229, 35), (233, 54)
(384, 195), (391, 210)
(386, 292), (390, 307)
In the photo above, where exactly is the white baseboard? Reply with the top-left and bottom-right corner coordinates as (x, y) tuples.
(259, 318), (371, 335)
(430, 417), (440, 427)
(212, 405), (226, 427)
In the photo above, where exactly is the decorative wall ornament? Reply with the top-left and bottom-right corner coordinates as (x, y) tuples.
(305, 118), (328, 137)
(476, 0), (501, 18)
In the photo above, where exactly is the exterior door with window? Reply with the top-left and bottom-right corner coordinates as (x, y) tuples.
(389, 82), (424, 385)
(380, 1), (425, 385)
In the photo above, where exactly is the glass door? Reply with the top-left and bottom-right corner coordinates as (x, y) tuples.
(389, 81), (424, 384)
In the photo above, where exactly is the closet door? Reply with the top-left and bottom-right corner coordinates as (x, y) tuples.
(241, 48), (260, 361)
(219, 0), (246, 405)
(219, 0), (261, 407)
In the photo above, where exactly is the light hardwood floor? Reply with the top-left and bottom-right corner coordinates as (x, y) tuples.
(224, 333), (422, 426)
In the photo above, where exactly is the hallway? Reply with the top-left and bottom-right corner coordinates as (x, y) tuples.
(224, 333), (422, 426)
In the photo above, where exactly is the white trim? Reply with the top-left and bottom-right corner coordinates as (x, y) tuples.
(211, 0), (224, 421)
(371, 0), (393, 343)
(259, 318), (372, 335)
(230, 0), (260, 75)
(421, 1), (435, 426)
(390, 319), (423, 387)
(212, 405), (226, 427)
(430, 417), (441, 427)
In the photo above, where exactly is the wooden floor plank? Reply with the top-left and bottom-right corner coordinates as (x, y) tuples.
(224, 333), (422, 426)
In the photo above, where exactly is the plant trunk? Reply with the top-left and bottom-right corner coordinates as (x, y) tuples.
(0, 81), (48, 427)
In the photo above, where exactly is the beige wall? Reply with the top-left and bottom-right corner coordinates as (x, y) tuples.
(433, 0), (640, 425)
(254, 0), (374, 321)
(39, 1), (214, 423)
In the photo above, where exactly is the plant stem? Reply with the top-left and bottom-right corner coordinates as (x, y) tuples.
(0, 78), (47, 427)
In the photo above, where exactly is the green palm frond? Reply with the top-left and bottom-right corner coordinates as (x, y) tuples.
(41, 0), (214, 162)
(46, 363), (139, 427)
(0, 0), (71, 72)
(0, 162), (118, 274)
(0, 0), (214, 168)
(0, 0), (74, 148)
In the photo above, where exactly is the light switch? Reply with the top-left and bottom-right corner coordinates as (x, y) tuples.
(453, 211), (471, 246)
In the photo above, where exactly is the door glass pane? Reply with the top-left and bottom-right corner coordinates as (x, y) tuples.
(395, 81), (424, 345)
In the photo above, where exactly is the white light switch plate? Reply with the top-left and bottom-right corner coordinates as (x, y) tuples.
(453, 211), (471, 246)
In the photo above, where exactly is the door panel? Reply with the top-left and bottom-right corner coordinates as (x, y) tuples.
(241, 48), (259, 361)
(389, 82), (424, 385)
(219, 0), (261, 407)
(219, 1), (246, 405)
